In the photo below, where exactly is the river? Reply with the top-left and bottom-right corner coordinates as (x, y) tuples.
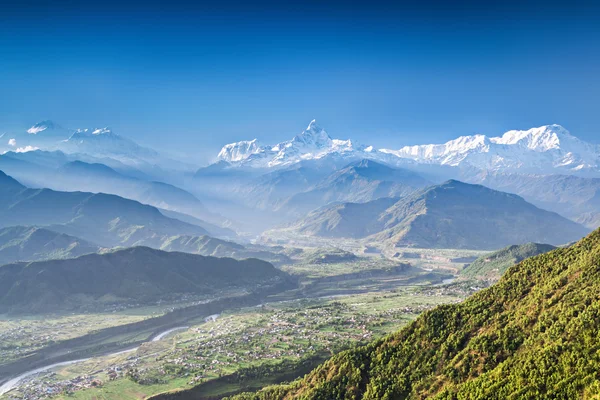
(0, 326), (189, 396)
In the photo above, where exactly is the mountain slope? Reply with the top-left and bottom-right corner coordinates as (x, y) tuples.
(137, 234), (290, 264)
(280, 197), (398, 238)
(280, 159), (430, 215)
(280, 180), (589, 250)
(461, 242), (556, 281)
(0, 226), (100, 265)
(468, 172), (600, 228)
(231, 229), (600, 399)
(0, 246), (292, 314)
(0, 170), (208, 247)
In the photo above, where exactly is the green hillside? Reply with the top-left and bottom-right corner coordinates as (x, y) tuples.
(0, 226), (100, 265)
(230, 229), (600, 399)
(461, 242), (556, 281)
(0, 247), (292, 314)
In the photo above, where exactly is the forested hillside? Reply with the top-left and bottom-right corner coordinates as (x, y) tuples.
(231, 229), (600, 399)
(461, 242), (556, 281)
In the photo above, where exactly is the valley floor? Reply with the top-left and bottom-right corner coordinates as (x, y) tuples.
(0, 244), (486, 400)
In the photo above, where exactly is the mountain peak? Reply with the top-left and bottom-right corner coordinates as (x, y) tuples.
(288, 119), (332, 151)
(217, 138), (262, 162)
(27, 120), (60, 134)
(491, 124), (575, 151)
(306, 119), (319, 131)
(92, 127), (113, 135)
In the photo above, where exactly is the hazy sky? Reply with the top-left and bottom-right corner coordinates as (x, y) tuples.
(1, 0), (599, 162)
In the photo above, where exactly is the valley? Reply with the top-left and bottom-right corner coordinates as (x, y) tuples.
(0, 244), (482, 400)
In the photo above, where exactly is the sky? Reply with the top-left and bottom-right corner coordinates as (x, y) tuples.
(0, 0), (599, 163)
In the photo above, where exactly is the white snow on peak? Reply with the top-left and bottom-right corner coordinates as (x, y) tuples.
(217, 120), (358, 167)
(383, 124), (600, 173)
(491, 124), (572, 150)
(92, 127), (112, 135)
(27, 120), (58, 134)
(15, 145), (39, 153)
(216, 122), (599, 175)
(218, 139), (262, 162)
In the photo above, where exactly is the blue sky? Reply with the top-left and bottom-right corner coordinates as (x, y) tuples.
(0, 0), (599, 162)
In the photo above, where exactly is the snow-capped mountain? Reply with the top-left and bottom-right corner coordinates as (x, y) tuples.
(60, 127), (159, 162)
(3, 120), (72, 152)
(217, 120), (363, 168)
(0, 121), (190, 173)
(383, 124), (600, 174)
(217, 121), (600, 176)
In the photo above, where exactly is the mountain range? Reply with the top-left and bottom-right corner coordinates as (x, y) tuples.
(0, 170), (209, 247)
(0, 150), (231, 234)
(275, 180), (589, 250)
(1, 120), (194, 175)
(4, 119), (600, 233)
(216, 121), (600, 176)
(202, 120), (600, 231)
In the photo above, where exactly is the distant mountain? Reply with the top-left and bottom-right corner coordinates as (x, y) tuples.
(280, 159), (430, 215)
(279, 180), (589, 250)
(139, 234), (290, 264)
(59, 127), (159, 163)
(232, 229), (600, 400)
(461, 242), (556, 281)
(239, 165), (329, 210)
(0, 226), (100, 265)
(467, 172), (600, 228)
(0, 246), (292, 313)
(0, 170), (209, 247)
(281, 197), (398, 239)
(216, 120), (372, 168)
(3, 120), (72, 152)
(0, 151), (231, 234)
(214, 121), (600, 177)
(1, 120), (194, 173)
(384, 124), (600, 175)
(56, 160), (215, 222)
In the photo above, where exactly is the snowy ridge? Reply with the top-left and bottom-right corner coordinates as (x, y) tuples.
(0, 120), (172, 170)
(217, 122), (599, 175)
(217, 120), (360, 167)
(384, 124), (600, 173)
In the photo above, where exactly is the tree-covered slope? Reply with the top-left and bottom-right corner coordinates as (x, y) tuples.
(231, 229), (600, 399)
(461, 242), (556, 281)
(0, 247), (292, 314)
(0, 226), (100, 265)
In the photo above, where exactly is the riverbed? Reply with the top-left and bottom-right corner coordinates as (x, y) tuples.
(0, 326), (189, 396)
